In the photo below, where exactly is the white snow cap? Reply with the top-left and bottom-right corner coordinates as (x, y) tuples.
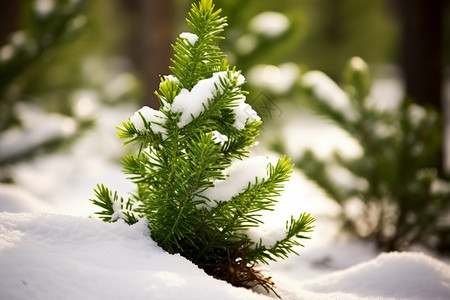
(249, 11), (290, 38)
(110, 200), (126, 222)
(200, 156), (272, 208)
(302, 70), (356, 121)
(130, 106), (167, 136)
(232, 95), (260, 130)
(163, 75), (180, 85)
(211, 131), (228, 144)
(180, 32), (199, 46)
(169, 71), (247, 128)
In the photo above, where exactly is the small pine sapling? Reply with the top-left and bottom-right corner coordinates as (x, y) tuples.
(91, 0), (314, 294)
(291, 57), (450, 252)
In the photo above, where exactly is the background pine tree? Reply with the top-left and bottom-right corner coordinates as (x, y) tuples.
(273, 57), (450, 253)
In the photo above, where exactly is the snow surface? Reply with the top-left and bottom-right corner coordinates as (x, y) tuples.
(0, 103), (78, 162)
(0, 213), (264, 300)
(1, 77), (450, 299)
(300, 252), (450, 300)
(7, 103), (136, 216)
(1, 212), (449, 300)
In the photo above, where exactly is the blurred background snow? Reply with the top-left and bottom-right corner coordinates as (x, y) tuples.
(0, 1), (449, 298)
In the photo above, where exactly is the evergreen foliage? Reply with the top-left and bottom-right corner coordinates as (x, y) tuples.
(91, 0), (314, 293)
(290, 57), (450, 253)
(0, 0), (94, 177)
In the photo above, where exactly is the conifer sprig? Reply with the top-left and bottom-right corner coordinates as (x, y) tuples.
(91, 0), (314, 293)
(170, 0), (227, 89)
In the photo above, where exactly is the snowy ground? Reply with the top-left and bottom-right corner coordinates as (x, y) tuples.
(1, 77), (450, 299)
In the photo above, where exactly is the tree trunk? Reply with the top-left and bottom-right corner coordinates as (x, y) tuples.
(0, 2), (21, 45)
(119, 0), (175, 109)
(395, 0), (447, 173)
(395, 0), (444, 110)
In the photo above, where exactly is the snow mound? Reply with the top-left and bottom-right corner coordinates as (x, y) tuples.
(302, 251), (450, 300)
(1, 212), (449, 300)
(0, 212), (266, 300)
(0, 184), (51, 213)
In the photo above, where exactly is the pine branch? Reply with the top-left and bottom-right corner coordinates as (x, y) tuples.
(249, 213), (315, 264)
(170, 0), (227, 89)
(91, 0), (315, 292)
(90, 184), (139, 225)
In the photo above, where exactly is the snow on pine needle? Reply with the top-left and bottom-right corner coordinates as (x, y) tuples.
(91, 0), (314, 294)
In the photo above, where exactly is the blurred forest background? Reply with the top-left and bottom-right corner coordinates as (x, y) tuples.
(0, 0), (449, 252)
(2, 0), (450, 171)
(1, 0), (449, 106)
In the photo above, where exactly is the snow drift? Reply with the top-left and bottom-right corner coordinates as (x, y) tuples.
(1, 212), (449, 300)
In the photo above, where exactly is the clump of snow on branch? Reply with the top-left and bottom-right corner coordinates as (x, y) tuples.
(130, 106), (167, 136)
(232, 95), (260, 130)
(180, 32), (199, 46)
(249, 11), (290, 38)
(110, 199), (126, 222)
(302, 71), (356, 121)
(130, 71), (258, 134)
(211, 131), (228, 144)
(199, 156), (271, 207)
(163, 75), (180, 85)
(168, 71), (247, 128)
